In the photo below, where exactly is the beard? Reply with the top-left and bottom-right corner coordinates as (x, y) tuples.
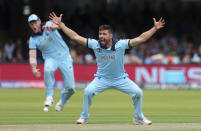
(100, 38), (110, 49)
(33, 27), (41, 33)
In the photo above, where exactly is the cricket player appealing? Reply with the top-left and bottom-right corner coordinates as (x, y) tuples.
(44, 12), (165, 125)
(28, 14), (75, 111)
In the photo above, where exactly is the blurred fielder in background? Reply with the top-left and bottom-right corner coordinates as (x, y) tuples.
(44, 12), (165, 125)
(28, 14), (75, 111)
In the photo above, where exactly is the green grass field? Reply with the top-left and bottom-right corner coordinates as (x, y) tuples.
(0, 88), (201, 131)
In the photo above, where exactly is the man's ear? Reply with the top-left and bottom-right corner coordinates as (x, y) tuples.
(109, 33), (113, 38)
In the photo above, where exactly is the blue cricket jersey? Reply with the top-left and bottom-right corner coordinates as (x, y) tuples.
(87, 38), (130, 79)
(29, 21), (71, 60)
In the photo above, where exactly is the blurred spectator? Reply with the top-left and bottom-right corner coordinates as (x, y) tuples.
(160, 34), (178, 55)
(0, 51), (2, 62)
(182, 53), (191, 64)
(150, 40), (161, 55)
(164, 52), (180, 64)
(144, 50), (154, 64)
(70, 49), (84, 64)
(0, 42), (3, 62)
(184, 42), (194, 54)
(198, 45), (201, 58)
(3, 40), (15, 62)
(191, 48), (201, 64)
(151, 53), (164, 64)
(13, 39), (24, 63)
(165, 52), (174, 64)
(84, 53), (95, 64)
(128, 55), (142, 64)
(130, 44), (146, 61)
(171, 41), (179, 57)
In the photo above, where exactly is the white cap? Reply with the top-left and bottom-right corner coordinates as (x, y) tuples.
(28, 14), (40, 23)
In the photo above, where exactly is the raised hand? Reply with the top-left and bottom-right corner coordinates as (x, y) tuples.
(153, 17), (165, 30)
(49, 12), (63, 26)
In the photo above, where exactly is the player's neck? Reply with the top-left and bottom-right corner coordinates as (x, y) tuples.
(106, 41), (113, 48)
(32, 28), (43, 36)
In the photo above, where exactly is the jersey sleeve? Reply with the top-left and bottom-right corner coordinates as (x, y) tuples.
(29, 37), (37, 49)
(87, 38), (99, 49)
(45, 21), (54, 26)
(45, 21), (58, 33)
(117, 39), (131, 50)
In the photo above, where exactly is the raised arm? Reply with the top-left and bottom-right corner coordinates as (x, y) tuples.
(29, 49), (41, 78)
(48, 12), (87, 46)
(129, 17), (165, 47)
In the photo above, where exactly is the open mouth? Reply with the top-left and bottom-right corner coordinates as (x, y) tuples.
(100, 39), (105, 43)
(33, 28), (38, 33)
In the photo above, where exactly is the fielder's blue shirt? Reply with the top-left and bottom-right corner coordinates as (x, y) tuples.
(29, 21), (70, 60)
(87, 38), (130, 79)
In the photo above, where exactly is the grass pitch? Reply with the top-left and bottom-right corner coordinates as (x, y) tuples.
(0, 88), (201, 130)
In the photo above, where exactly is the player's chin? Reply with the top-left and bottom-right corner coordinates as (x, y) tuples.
(33, 28), (40, 33)
(100, 42), (106, 46)
(33, 30), (39, 33)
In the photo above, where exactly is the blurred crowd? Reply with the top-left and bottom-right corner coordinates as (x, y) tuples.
(0, 39), (27, 63)
(1, 33), (201, 65)
(0, 1), (201, 64)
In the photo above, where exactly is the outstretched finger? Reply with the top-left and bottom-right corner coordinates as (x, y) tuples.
(153, 18), (156, 23)
(159, 17), (163, 22)
(50, 12), (55, 18)
(52, 12), (57, 17)
(59, 14), (63, 18)
(49, 15), (54, 20)
(161, 19), (165, 23)
(50, 12), (57, 19)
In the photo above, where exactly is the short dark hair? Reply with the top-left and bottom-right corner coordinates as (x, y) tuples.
(99, 24), (113, 34)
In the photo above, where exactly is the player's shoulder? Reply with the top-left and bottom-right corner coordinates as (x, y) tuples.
(88, 38), (100, 46)
(29, 36), (34, 41)
(29, 34), (39, 40)
(87, 38), (102, 49)
(115, 39), (130, 46)
(28, 36), (37, 48)
(29, 36), (36, 44)
(114, 39), (130, 50)
(88, 38), (98, 43)
(116, 39), (130, 43)
(29, 33), (41, 43)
